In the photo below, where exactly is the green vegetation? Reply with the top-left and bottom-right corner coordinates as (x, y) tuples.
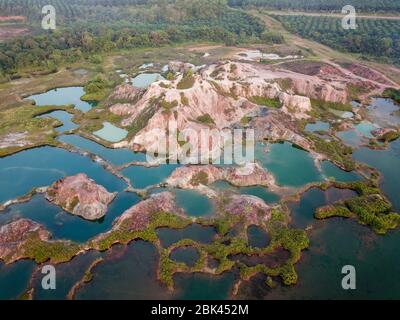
(315, 205), (353, 219)
(228, 0), (400, 12)
(177, 70), (195, 90)
(273, 15), (400, 65)
(260, 31), (284, 44)
(189, 171), (209, 186)
(0, 0), (265, 77)
(0, 104), (74, 157)
(160, 99), (179, 112)
(382, 88), (400, 104)
(240, 116), (252, 125)
(314, 181), (400, 234)
(21, 235), (81, 264)
(180, 93), (189, 106)
(196, 113), (216, 126)
(306, 133), (355, 171)
(311, 99), (352, 112)
(250, 96), (282, 108)
(82, 75), (112, 101)
(379, 130), (400, 143)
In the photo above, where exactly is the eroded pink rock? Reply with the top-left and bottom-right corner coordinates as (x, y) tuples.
(0, 219), (50, 263)
(46, 174), (116, 221)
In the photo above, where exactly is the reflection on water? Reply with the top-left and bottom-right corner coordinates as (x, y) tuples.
(1, 192), (140, 242)
(27, 87), (95, 112)
(0, 146), (126, 204)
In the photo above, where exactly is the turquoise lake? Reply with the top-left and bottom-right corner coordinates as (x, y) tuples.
(58, 134), (146, 166)
(1, 192), (140, 243)
(0, 260), (35, 300)
(27, 87), (96, 112)
(93, 122), (128, 143)
(305, 121), (330, 132)
(256, 142), (322, 187)
(0, 146), (126, 204)
(39, 110), (78, 133)
(354, 139), (400, 211)
(170, 247), (199, 267)
(131, 73), (165, 89)
(174, 189), (214, 217)
(122, 163), (180, 189)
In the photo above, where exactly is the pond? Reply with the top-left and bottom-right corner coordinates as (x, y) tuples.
(0, 146), (126, 204)
(211, 181), (280, 204)
(93, 122), (128, 143)
(0, 192), (140, 243)
(170, 247), (199, 267)
(238, 220), (400, 299)
(156, 224), (217, 248)
(122, 163), (180, 189)
(367, 98), (400, 128)
(26, 87), (95, 112)
(131, 73), (165, 89)
(305, 121), (330, 133)
(0, 260), (35, 300)
(174, 189), (214, 217)
(38, 110), (78, 133)
(58, 134), (146, 166)
(354, 139), (400, 211)
(247, 225), (270, 248)
(255, 142), (323, 187)
(288, 187), (358, 229)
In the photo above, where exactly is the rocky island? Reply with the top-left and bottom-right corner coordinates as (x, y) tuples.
(45, 174), (116, 221)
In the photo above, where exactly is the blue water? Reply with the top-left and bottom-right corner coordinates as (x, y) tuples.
(32, 250), (104, 300)
(93, 122), (128, 143)
(0, 192), (140, 243)
(256, 142), (323, 187)
(39, 111), (78, 133)
(174, 189), (214, 217)
(0, 260), (35, 300)
(27, 87), (95, 112)
(157, 224), (217, 248)
(131, 73), (165, 89)
(354, 139), (400, 211)
(122, 163), (180, 189)
(321, 161), (360, 182)
(58, 135), (146, 166)
(305, 121), (330, 132)
(170, 247), (199, 267)
(0, 146), (126, 204)
(247, 226), (270, 248)
(211, 181), (280, 204)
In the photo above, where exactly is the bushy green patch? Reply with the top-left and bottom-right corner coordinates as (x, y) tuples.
(380, 131), (400, 143)
(240, 116), (251, 126)
(315, 205), (353, 219)
(311, 99), (352, 112)
(160, 99), (178, 112)
(383, 88), (400, 103)
(250, 96), (282, 108)
(180, 93), (189, 106)
(21, 236), (81, 264)
(82, 75), (112, 102)
(307, 134), (355, 171)
(177, 70), (195, 90)
(196, 114), (215, 126)
(0, 104), (74, 157)
(189, 171), (209, 186)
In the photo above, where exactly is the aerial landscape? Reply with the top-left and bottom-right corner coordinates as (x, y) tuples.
(0, 0), (400, 301)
